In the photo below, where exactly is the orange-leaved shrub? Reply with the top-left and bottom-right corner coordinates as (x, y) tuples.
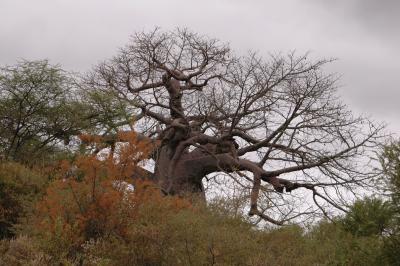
(31, 130), (192, 261)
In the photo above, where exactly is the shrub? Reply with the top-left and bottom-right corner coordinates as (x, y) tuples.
(341, 198), (394, 237)
(0, 236), (51, 266)
(0, 161), (47, 239)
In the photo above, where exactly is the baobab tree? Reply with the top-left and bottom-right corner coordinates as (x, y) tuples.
(84, 29), (384, 225)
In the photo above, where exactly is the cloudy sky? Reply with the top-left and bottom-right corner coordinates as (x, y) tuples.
(1, 0), (399, 134)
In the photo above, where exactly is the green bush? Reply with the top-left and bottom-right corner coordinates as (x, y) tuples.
(81, 201), (270, 265)
(0, 236), (51, 266)
(0, 161), (47, 239)
(2, 196), (392, 265)
(308, 220), (384, 266)
(341, 197), (394, 237)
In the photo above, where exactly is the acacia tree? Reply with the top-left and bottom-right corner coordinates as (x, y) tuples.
(0, 60), (137, 163)
(84, 29), (384, 225)
(0, 60), (84, 161)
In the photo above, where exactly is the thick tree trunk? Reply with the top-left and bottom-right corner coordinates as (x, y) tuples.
(152, 142), (252, 199)
(154, 145), (206, 197)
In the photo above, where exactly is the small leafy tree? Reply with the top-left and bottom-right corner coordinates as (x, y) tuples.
(0, 60), (86, 162)
(0, 60), (138, 164)
(381, 140), (400, 205)
(380, 140), (400, 265)
(340, 197), (394, 237)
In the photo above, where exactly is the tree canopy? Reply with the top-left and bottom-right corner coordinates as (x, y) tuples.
(81, 28), (384, 225)
(0, 60), (138, 163)
(0, 60), (86, 162)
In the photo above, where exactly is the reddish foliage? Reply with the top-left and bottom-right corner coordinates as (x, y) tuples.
(34, 130), (191, 249)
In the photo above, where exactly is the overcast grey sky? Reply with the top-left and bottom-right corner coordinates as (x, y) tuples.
(1, 0), (399, 134)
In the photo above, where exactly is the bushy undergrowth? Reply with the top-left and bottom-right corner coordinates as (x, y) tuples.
(0, 173), (393, 266)
(0, 161), (48, 239)
(1, 138), (399, 265)
(0, 203), (391, 266)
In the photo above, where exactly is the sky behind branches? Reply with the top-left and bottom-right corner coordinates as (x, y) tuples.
(1, 0), (399, 133)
